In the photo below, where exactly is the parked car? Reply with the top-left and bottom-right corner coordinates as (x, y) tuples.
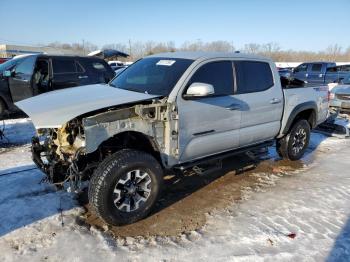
(329, 74), (350, 112)
(108, 60), (125, 71)
(16, 52), (329, 226)
(291, 62), (350, 85)
(0, 58), (10, 64)
(0, 54), (115, 117)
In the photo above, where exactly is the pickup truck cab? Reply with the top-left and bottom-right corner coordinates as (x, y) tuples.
(292, 62), (336, 84)
(0, 54), (115, 117)
(16, 52), (329, 226)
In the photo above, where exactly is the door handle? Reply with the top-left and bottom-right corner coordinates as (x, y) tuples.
(226, 103), (241, 110)
(270, 98), (282, 104)
(78, 75), (88, 79)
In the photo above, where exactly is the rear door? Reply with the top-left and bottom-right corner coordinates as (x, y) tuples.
(177, 60), (241, 162)
(8, 55), (37, 102)
(307, 63), (324, 85)
(234, 60), (284, 147)
(51, 57), (81, 90)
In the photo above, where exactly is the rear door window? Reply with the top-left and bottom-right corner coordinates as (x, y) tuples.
(92, 62), (107, 71)
(188, 61), (234, 96)
(235, 61), (274, 94)
(311, 63), (322, 72)
(52, 58), (83, 74)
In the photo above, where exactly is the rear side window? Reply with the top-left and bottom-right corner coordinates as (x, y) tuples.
(311, 64), (322, 72)
(92, 62), (107, 71)
(235, 61), (274, 94)
(341, 65), (350, 72)
(188, 61), (234, 96)
(327, 66), (338, 72)
(52, 58), (84, 74)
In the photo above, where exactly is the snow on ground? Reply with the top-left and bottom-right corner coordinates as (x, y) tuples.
(0, 119), (350, 261)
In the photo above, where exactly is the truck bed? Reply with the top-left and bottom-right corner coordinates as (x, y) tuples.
(279, 86), (329, 137)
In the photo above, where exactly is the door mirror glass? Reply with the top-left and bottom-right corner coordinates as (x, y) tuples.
(185, 82), (215, 97)
(3, 70), (11, 77)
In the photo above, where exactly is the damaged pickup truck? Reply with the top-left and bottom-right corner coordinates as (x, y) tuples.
(16, 52), (329, 225)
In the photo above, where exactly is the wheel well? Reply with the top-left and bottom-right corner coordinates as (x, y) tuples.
(293, 109), (316, 129)
(98, 131), (162, 164)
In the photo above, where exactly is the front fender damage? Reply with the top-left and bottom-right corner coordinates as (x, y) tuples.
(33, 100), (179, 190)
(83, 101), (179, 166)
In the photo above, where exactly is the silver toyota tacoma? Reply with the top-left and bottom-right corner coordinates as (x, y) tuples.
(16, 52), (329, 225)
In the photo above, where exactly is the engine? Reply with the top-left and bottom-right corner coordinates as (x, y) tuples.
(32, 119), (90, 187)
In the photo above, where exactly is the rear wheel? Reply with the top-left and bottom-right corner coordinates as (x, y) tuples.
(88, 149), (163, 226)
(276, 119), (311, 160)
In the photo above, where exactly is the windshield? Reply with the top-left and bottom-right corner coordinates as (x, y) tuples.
(0, 56), (28, 71)
(110, 57), (193, 96)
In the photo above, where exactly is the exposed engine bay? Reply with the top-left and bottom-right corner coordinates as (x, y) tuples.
(31, 99), (179, 190)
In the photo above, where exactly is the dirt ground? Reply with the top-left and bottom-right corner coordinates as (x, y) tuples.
(79, 149), (310, 238)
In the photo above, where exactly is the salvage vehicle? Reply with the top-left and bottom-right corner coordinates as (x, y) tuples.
(0, 54), (115, 117)
(16, 52), (329, 226)
(292, 62), (350, 85)
(329, 74), (350, 112)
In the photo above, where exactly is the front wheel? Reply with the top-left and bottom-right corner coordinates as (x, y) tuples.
(88, 149), (163, 226)
(276, 119), (311, 161)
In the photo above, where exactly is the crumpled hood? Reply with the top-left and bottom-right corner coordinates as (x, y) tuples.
(15, 84), (159, 128)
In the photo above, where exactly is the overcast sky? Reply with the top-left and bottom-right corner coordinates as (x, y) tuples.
(1, 0), (349, 51)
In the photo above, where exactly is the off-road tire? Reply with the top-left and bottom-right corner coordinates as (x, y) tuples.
(276, 119), (311, 161)
(88, 149), (163, 226)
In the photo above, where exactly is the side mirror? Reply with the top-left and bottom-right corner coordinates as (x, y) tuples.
(3, 70), (11, 77)
(185, 82), (214, 98)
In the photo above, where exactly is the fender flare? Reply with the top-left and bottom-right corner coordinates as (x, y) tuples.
(282, 101), (318, 134)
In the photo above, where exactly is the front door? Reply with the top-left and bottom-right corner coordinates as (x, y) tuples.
(292, 63), (309, 82)
(307, 63), (324, 85)
(8, 55), (37, 102)
(177, 60), (241, 162)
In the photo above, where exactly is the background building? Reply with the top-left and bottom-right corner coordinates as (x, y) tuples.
(0, 44), (85, 58)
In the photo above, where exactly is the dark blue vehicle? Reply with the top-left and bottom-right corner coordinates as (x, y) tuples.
(291, 62), (350, 85)
(292, 62), (336, 84)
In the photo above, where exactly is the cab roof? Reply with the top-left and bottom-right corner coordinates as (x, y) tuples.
(147, 51), (271, 62)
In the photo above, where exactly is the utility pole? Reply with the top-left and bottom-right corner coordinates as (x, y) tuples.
(82, 39), (85, 55)
(128, 39), (132, 58)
